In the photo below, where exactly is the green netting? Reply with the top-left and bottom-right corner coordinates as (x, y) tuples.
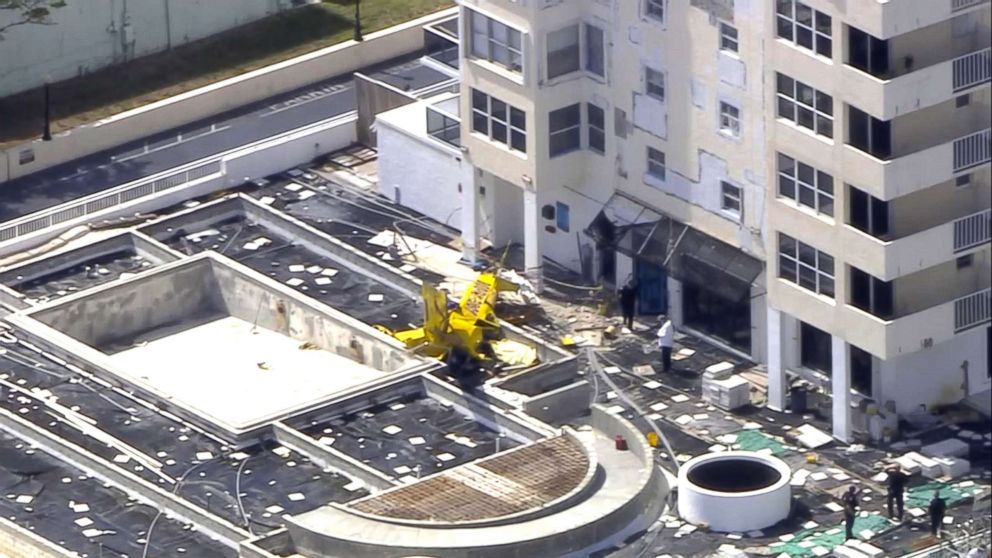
(905, 481), (975, 508)
(770, 514), (893, 557)
(731, 429), (793, 456)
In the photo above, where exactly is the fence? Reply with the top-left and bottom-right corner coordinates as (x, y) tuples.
(952, 209), (991, 253)
(953, 128), (991, 173)
(952, 48), (991, 92)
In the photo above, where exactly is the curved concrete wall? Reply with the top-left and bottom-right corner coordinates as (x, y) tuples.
(284, 407), (669, 558)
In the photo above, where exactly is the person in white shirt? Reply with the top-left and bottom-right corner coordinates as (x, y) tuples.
(656, 314), (674, 372)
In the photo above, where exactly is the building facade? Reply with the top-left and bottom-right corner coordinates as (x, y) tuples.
(376, 0), (991, 441)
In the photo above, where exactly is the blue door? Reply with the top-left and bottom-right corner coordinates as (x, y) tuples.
(635, 258), (667, 315)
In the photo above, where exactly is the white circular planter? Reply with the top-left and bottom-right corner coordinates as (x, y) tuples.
(677, 451), (791, 532)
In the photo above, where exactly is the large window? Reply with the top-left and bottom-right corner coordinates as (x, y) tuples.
(547, 25), (580, 79)
(776, 0), (832, 58)
(848, 105), (891, 159)
(645, 0), (665, 22)
(719, 102), (741, 137)
(546, 23), (606, 80)
(720, 22), (739, 53)
(471, 89), (526, 153)
(848, 185), (890, 238)
(776, 73), (833, 138)
(721, 181), (742, 217)
(778, 233), (835, 298)
(850, 266), (893, 319)
(549, 104), (581, 157)
(777, 153), (834, 217)
(587, 103), (606, 154)
(645, 67), (666, 101)
(470, 10), (523, 73)
(647, 147), (666, 180)
(585, 23), (605, 77)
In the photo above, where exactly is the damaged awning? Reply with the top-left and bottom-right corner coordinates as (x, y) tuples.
(586, 193), (763, 302)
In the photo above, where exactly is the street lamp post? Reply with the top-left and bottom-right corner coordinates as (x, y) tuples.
(42, 82), (52, 141)
(353, 0), (363, 42)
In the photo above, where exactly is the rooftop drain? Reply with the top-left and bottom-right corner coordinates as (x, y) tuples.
(678, 451), (791, 532)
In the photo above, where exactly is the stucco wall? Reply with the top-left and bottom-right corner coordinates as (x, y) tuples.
(0, 0), (290, 98)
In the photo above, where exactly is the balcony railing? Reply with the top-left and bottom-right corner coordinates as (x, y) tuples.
(953, 48), (992, 92)
(951, 0), (989, 12)
(426, 105), (460, 148)
(954, 288), (991, 332)
(953, 128), (991, 172)
(954, 209), (992, 252)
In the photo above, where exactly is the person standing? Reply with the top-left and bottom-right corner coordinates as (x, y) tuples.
(885, 464), (909, 521)
(618, 280), (638, 330)
(842, 485), (859, 540)
(657, 315), (674, 372)
(929, 490), (947, 538)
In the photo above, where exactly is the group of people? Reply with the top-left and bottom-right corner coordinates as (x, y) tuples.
(842, 464), (949, 542)
(618, 280), (674, 373)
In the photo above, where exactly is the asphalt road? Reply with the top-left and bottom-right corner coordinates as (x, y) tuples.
(0, 55), (452, 223)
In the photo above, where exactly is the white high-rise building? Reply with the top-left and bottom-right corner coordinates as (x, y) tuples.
(375, 0), (991, 440)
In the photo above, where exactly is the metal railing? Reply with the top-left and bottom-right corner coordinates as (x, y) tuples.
(953, 128), (991, 173)
(954, 209), (992, 252)
(951, 0), (989, 12)
(953, 48), (992, 92)
(954, 288), (991, 333)
(0, 160), (221, 244)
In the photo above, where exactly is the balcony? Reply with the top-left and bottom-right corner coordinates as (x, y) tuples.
(843, 127), (991, 200)
(843, 48), (991, 119)
(842, 208), (991, 280)
(845, 0), (990, 39)
(842, 258), (990, 359)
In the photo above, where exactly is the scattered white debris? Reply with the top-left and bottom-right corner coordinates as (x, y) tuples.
(74, 517), (94, 527)
(299, 190), (316, 200)
(382, 425), (402, 435)
(315, 277), (332, 286)
(113, 454), (131, 464)
(318, 436), (335, 446)
(408, 436), (426, 446)
(284, 183), (303, 192)
(675, 415), (693, 425)
(286, 278), (305, 287)
(272, 446), (291, 458)
(795, 424), (833, 449)
(606, 405), (625, 414)
(287, 492), (305, 502)
(195, 451), (214, 461)
(671, 394), (690, 403)
(436, 452), (455, 462)
(643, 380), (662, 390)
(650, 402), (669, 412)
(368, 293), (384, 302)
(343, 479), (365, 492)
(265, 505), (284, 514)
(230, 452), (250, 461)
(394, 466), (412, 475)
(81, 528), (105, 538)
(824, 502), (843, 513)
(288, 264), (305, 273)
(259, 196), (276, 205)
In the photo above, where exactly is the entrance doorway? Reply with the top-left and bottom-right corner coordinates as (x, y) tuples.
(635, 258), (667, 315)
(683, 281), (751, 352)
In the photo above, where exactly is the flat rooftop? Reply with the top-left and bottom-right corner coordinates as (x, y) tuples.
(110, 315), (390, 428)
(304, 393), (522, 478)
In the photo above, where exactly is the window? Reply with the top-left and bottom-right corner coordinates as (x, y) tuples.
(647, 147), (666, 180)
(776, 153), (834, 216)
(956, 94), (971, 108)
(848, 105), (891, 159)
(848, 26), (889, 77)
(645, 0), (665, 22)
(800, 322), (832, 373)
(470, 10), (523, 73)
(850, 266), (893, 319)
(776, 0), (832, 58)
(776, 73), (833, 138)
(547, 25), (580, 79)
(556, 202), (570, 232)
(957, 254), (974, 269)
(778, 233), (835, 297)
(471, 89), (526, 153)
(587, 103), (606, 154)
(721, 181), (742, 216)
(549, 104), (581, 157)
(719, 102), (741, 137)
(720, 22), (739, 52)
(584, 23), (605, 77)
(645, 67), (666, 101)
(848, 185), (890, 238)
(956, 173), (972, 188)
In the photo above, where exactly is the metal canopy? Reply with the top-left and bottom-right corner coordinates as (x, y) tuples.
(586, 194), (763, 302)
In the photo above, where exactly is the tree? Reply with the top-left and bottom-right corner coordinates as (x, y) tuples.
(0, 0), (66, 40)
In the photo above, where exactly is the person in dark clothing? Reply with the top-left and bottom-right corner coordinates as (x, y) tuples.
(885, 465), (909, 521)
(842, 486), (859, 540)
(929, 490), (947, 538)
(618, 281), (638, 330)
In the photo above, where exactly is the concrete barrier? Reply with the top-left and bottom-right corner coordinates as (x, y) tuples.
(272, 422), (396, 491)
(522, 380), (594, 424)
(0, 7), (458, 183)
(0, 517), (75, 558)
